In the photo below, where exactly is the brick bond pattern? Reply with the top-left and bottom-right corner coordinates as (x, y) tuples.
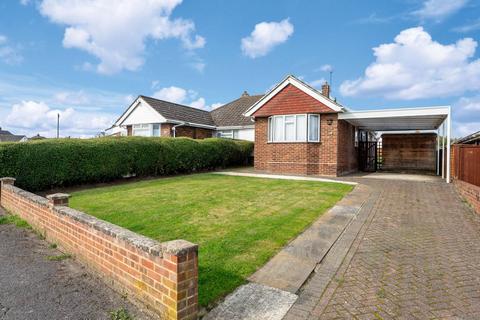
(454, 179), (480, 214)
(252, 83), (357, 176)
(0, 178), (198, 320)
(290, 179), (480, 319)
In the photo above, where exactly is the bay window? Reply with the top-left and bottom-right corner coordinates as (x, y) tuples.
(268, 114), (320, 142)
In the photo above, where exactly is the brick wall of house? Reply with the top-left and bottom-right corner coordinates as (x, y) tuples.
(173, 126), (213, 139)
(337, 120), (358, 175)
(0, 178), (198, 320)
(454, 178), (480, 214)
(382, 133), (437, 172)
(254, 115), (339, 176)
(161, 123), (173, 137)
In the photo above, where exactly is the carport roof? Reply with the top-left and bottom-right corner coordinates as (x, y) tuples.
(338, 106), (450, 131)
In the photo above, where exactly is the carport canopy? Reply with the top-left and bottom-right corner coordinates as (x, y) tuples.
(338, 106), (452, 182)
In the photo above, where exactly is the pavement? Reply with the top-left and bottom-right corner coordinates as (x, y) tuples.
(0, 208), (149, 320)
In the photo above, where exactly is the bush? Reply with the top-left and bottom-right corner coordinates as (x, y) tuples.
(0, 137), (253, 191)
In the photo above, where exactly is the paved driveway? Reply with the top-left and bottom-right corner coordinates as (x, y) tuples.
(287, 177), (480, 319)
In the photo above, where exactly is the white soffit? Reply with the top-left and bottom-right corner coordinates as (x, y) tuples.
(338, 106), (450, 131)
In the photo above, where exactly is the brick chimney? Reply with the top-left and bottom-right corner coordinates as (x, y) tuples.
(321, 81), (330, 98)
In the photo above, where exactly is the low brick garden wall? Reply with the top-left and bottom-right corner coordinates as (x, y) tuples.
(0, 177), (198, 320)
(454, 178), (480, 214)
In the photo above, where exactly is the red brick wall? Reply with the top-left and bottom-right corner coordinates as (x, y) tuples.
(337, 120), (358, 175)
(454, 179), (480, 214)
(161, 123), (173, 137)
(382, 134), (437, 172)
(173, 126), (213, 139)
(254, 115), (339, 176)
(0, 179), (198, 320)
(253, 84), (336, 117)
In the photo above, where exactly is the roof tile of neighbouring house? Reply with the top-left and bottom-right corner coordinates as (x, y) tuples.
(0, 134), (26, 142)
(210, 94), (263, 127)
(140, 95), (216, 127)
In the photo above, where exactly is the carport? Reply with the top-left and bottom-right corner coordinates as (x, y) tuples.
(339, 106), (452, 182)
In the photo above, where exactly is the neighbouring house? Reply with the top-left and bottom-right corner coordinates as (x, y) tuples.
(107, 92), (262, 141)
(244, 75), (452, 180)
(29, 134), (47, 141)
(0, 127), (27, 143)
(454, 130), (480, 145)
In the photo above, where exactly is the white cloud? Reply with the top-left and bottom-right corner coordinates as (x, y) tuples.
(39, 0), (205, 74)
(241, 19), (294, 58)
(19, 0), (30, 5)
(413, 0), (468, 21)
(0, 35), (23, 65)
(340, 27), (480, 100)
(5, 100), (114, 137)
(152, 85), (220, 110)
(452, 96), (480, 137)
(318, 64), (333, 73)
(453, 19), (480, 33)
(153, 86), (188, 104)
(53, 90), (90, 105)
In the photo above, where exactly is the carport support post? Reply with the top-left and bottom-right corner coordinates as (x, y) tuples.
(446, 107), (451, 183)
(442, 121), (445, 179)
(437, 128), (440, 176)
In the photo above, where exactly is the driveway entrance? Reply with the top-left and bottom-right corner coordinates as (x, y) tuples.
(285, 176), (480, 319)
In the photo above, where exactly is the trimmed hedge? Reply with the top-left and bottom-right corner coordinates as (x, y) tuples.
(0, 137), (254, 191)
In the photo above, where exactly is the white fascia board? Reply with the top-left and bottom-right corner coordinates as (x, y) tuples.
(339, 106), (450, 120)
(244, 75), (343, 117)
(215, 125), (255, 130)
(165, 119), (216, 130)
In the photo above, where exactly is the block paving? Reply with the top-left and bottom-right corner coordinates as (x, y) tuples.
(286, 179), (480, 319)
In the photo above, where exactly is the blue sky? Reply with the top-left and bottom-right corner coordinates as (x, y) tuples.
(0, 0), (479, 138)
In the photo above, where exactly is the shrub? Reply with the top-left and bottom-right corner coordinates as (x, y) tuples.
(0, 137), (253, 191)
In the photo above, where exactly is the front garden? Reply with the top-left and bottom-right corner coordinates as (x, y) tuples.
(69, 173), (352, 307)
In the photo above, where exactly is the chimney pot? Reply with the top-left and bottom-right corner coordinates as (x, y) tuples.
(321, 81), (330, 98)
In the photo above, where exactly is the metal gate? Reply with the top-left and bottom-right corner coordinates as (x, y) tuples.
(358, 141), (378, 172)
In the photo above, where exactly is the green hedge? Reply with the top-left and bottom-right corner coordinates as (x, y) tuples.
(0, 137), (254, 191)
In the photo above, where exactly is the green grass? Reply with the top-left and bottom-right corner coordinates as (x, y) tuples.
(47, 253), (73, 261)
(70, 173), (352, 306)
(0, 214), (32, 229)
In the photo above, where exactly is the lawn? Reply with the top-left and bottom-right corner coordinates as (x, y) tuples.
(69, 173), (352, 306)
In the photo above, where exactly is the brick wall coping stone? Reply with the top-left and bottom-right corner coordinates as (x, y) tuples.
(1, 183), (197, 256)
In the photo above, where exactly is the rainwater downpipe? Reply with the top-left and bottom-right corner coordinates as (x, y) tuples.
(172, 122), (187, 137)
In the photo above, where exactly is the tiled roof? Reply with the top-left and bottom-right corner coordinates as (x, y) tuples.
(140, 96), (215, 127)
(0, 134), (25, 142)
(210, 94), (263, 127)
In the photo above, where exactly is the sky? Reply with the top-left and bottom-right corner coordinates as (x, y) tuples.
(0, 0), (479, 138)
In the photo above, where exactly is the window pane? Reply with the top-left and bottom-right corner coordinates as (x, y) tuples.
(152, 124), (160, 136)
(308, 115), (320, 141)
(285, 115), (295, 123)
(285, 121), (295, 141)
(274, 116), (284, 141)
(296, 115), (306, 141)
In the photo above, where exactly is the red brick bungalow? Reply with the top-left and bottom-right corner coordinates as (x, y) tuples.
(244, 75), (357, 176)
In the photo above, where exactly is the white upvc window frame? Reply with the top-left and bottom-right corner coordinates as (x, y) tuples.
(132, 123), (151, 136)
(268, 114), (320, 143)
(217, 130), (235, 139)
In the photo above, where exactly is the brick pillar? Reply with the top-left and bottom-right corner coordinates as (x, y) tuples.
(46, 193), (70, 207)
(0, 177), (16, 204)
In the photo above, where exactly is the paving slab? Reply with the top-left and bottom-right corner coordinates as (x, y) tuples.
(204, 283), (297, 320)
(249, 184), (371, 293)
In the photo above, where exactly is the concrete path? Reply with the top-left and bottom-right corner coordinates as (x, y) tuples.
(0, 209), (149, 320)
(285, 177), (480, 319)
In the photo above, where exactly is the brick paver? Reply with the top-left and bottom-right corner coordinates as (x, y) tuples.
(290, 179), (480, 319)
